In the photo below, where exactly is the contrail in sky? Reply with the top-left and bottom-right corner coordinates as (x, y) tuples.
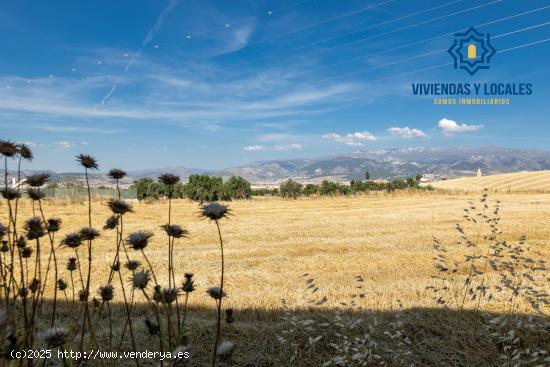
(97, 0), (180, 107)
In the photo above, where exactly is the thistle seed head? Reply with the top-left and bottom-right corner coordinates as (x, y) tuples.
(18, 287), (29, 298)
(103, 215), (118, 230)
(125, 260), (140, 271)
(107, 199), (133, 215)
(207, 286), (226, 300)
(111, 261), (120, 272)
(182, 274), (195, 293)
(127, 231), (153, 250)
(47, 218), (62, 232)
(29, 278), (40, 293)
(25, 217), (45, 240)
(16, 236), (26, 248)
(108, 168), (127, 180)
(216, 340), (235, 361)
(0, 140), (17, 157)
(131, 271), (150, 289)
(17, 143), (33, 161)
(76, 154), (98, 169)
(201, 202), (229, 221)
(67, 257), (77, 271)
(61, 233), (82, 249)
(79, 227), (100, 241)
(99, 284), (114, 302)
(43, 327), (69, 348)
(25, 173), (50, 187)
(1, 188), (22, 201)
(57, 279), (68, 291)
(26, 188), (46, 201)
(152, 285), (162, 303)
(78, 289), (89, 302)
(161, 224), (188, 239)
(161, 287), (179, 304)
(159, 173), (180, 186)
(21, 246), (33, 258)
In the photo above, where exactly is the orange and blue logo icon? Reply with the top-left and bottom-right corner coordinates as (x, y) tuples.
(448, 27), (496, 76)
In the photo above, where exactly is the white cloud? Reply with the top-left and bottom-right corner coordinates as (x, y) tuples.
(438, 118), (484, 136)
(0, 74), (354, 124)
(387, 127), (426, 138)
(322, 131), (377, 146)
(54, 141), (73, 149)
(244, 143), (302, 152)
(232, 26), (253, 50)
(273, 143), (302, 151)
(243, 145), (264, 152)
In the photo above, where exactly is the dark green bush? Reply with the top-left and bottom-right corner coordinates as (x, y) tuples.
(279, 179), (303, 199)
(221, 175), (252, 200)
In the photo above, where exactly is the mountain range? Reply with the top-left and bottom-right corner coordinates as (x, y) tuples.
(4, 146), (550, 186)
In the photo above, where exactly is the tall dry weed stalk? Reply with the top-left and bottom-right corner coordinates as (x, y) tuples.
(0, 142), (237, 366)
(428, 190), (550, 365)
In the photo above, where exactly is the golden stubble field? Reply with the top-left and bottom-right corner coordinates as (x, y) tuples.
(427, 170), (550, 192)
(4, 191), (549, 316)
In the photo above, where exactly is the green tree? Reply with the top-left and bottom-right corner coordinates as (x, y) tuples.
(350, 180), (368, 194)
(222, 176), (252, 200)
(319, 180), (347, 196)
(131, 178), (155, 200)
(415, 173), (422, 182)
(302, 184), (319, 196)
(406, 177), (417, 188)
(364, 171), (370, 180)
(279, 179), (302, 199)
(387, 179), (407, 192)
(183, 174), (223, 202)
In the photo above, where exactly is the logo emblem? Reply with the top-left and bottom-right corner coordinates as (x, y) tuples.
(448, 27), (496, 75)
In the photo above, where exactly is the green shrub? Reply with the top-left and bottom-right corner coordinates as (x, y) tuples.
(221, 175), (252, 200)
(319, 180), (348, 196)
(183, 174), (223, 202)
(302, 184), (319, 196)
(279, 179), (302, 199)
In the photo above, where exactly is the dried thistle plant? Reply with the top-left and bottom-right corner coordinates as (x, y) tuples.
(201, 202), (230, 367)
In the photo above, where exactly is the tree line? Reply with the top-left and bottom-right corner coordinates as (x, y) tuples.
(131, 174), (252, 201)
(132, 172), (431, 201)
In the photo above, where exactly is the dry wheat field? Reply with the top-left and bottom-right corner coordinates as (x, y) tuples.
(2, 190), (550, 366)
(428, 170), (550, 193)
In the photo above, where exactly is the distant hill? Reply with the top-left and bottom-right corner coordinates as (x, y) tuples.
(213, 146), (550, 184)
(426, 170), (550, 192)
(3, 146), (550, 186)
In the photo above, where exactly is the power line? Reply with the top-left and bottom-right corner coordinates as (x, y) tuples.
(319, 21), (549, 82)
(291, 5), (550, 78)
(211, 0), (395, 55)
(498, 38), (550, 53)
(332, 37), (550, 84)
(244, 0), (505, 74)
(237, 0), (468, 67)
(492, 21), (550, 39)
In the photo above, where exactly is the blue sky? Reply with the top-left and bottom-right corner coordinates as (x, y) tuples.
(1, 0), (549, 171)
